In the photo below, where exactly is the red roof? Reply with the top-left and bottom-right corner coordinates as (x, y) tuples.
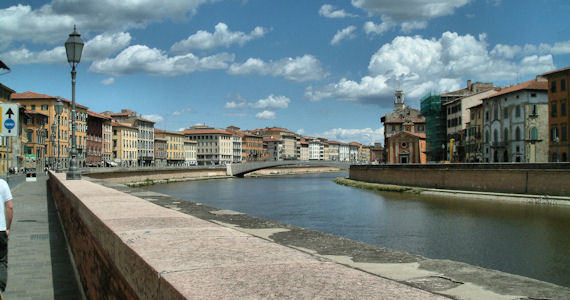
(112, 121), (135, 129)
(541, 66), (570, 77)
(87, 110), (112, 120)
(327, 141), (346, 145)
(482, 78), (547, 100)
(182, 129), (232, 135)
(11, 91), (89, 110)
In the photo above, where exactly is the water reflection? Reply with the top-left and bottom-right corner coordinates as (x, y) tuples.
(145, 172), (570, 287)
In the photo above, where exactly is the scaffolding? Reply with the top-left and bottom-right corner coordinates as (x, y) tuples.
(420, 92), (446, 162)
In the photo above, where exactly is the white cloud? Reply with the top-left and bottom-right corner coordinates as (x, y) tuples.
(363, 20), (393, 36)
(296, 129), (305, 135)
(551, 41), (570, 55)
(0, 1), (213, 45)
(228, 55), (327, 82)
(101, 77), (115, 85)
(1, 32), (132, 65)
(255, 110), (276, 120)
(306, 31), (556, 105)
(172, 108), (194, 116)
(142, 114), (164, 123)
(400, 20), (427, 33)
(89, 45), (234, 76)
(318, 127), (384, 145)
(351, 0), (470, 21)
(171, 22), (268, 53)
(250, 95), (291, 109)
(331, 26), (357, 45)
(352, 0), (469, 33)
(319, 4), (356, 18)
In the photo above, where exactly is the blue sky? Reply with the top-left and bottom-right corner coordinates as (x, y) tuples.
(1, 0), (569, 145)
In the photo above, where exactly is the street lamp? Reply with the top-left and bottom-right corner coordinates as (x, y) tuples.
(51, 122), (56, 170)
(441, 144), (445, 162)
(55, 98), (63, 172)
(65, 25), (84, 180)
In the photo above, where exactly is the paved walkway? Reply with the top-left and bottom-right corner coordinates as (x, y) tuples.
(3, 174), (82, 299)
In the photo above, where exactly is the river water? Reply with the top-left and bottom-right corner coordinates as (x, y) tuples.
(144, 172), (570, 287)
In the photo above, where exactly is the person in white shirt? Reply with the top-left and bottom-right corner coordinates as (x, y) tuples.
(0, 179), (13, 296)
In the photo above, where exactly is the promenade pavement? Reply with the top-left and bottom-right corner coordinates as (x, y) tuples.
(3, 174), (82, 299)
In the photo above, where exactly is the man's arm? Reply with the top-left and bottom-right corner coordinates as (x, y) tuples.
(5, 200), (12, 237)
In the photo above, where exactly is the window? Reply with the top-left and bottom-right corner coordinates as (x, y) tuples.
(503, 107), (509, 118)
(515, 127), (521, 141)
(493, 129), (498, 143)
(551, 80), (557, 93)
(41, 104), (48, 110)
(504, 128), (509, 142)
(485, 131), (489, 143)
(562, 101), (567, 117)
(530, 127), (538, 140)
(485, 111), (489, 122)
(531, 104), (538, 116)
(551, 127), (558, 142)
(494, 108), (498, 120)
(562, 79), (566, 91)
(515, 105), (521, 117)
(551, 102), (557, 117)
(562, 124), (568, 142)
(31, 104), (36, 110)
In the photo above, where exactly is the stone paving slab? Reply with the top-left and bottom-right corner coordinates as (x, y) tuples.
(3, 174), (81, 300)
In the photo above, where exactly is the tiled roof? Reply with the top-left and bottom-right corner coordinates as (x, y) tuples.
(327, 141), (346, 145)
(541, 66), (570, 76)
(392, 131), (426, 139)
(482, 78), (547, 100)
(87, 110), (112, 120)
(182, 129), (232, 135)
(11, 91), (88, 109)
(112, 121), (135, 128)
(24, 110), (49, 117)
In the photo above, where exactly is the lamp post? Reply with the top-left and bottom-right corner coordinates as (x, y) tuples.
(441, 143), (445, 162)
(65, 25), (84, 180)
(54, 98), (64, 172)
(51, 123), (56, 170)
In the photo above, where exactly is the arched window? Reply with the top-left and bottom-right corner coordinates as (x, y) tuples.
(485, 130), (489, 143)
(504, 128), (509, 142)
(530, 127), (538, 140)
(493, 129), (498, 143)
(515, 127), (521, 140)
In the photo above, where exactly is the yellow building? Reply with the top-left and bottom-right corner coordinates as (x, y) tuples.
(165, 131), (185, 165)
(112, 122), (138, 167)
(10, 91), (89, 169)
(0, 83), (16, 173)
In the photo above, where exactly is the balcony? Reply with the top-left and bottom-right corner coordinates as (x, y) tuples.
(490, 141), (507, 148)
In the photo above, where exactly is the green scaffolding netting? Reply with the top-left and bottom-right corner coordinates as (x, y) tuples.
(420, 93), (446, 159)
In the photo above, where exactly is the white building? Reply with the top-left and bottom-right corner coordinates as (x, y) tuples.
(482, 77), (549, 163)
(184, 140), (197, 166)
(339, 143), (350, 162)
(265, 138), (284, 161)
(231, 134), (242, 163)
(183, 126), (233, 165)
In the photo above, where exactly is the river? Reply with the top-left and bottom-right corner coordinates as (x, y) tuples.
(144, 172), (570, 287)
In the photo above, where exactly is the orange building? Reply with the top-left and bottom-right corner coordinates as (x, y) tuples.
(542, 67), (569, 162)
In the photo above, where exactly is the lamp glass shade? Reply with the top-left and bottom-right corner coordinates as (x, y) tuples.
(55, 99), (64, 115)
(65, 27), (84, 64)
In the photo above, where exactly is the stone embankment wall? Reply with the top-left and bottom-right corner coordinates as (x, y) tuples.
(350, 163), (570, 196)
(84, 167), (227, 183)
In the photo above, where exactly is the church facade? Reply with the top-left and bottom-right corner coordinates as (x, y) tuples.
(381, 90), (427, 164)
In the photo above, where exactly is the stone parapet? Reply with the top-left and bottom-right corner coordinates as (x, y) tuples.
(48, 172), (445, 299)
(350, 163), (570, 196)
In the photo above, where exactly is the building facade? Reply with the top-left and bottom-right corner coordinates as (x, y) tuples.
(465, 103), (484, 162)
(106, 109), (155, 166)
(482, 77), (548, 163)
(184, 140), (197, 166)
(154, 129), (168, 167)
(183, 126), (233, 165)
(112, 122), (138, 167)
(542, 67), (569, 162)
(165, 131), (185, 166)
(86, 111), (111, 167)
(381, 90), (426, 164)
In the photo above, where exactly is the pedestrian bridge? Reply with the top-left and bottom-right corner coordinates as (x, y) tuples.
(226, 160), (351, 177)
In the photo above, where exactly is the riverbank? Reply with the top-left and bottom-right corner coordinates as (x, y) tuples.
(84, 175), (570, 299)
(123, 166), (342, 187)
(335, 177), (570, 206)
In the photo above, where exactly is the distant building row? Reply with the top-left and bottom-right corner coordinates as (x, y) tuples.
(0, 89), (383, 171)
(380, 66), (569, 164)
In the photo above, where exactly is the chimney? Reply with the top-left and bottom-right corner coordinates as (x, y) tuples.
(467, 80), (472, 91)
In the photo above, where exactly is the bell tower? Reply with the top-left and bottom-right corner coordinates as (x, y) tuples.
(394, 89), (405, 110)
